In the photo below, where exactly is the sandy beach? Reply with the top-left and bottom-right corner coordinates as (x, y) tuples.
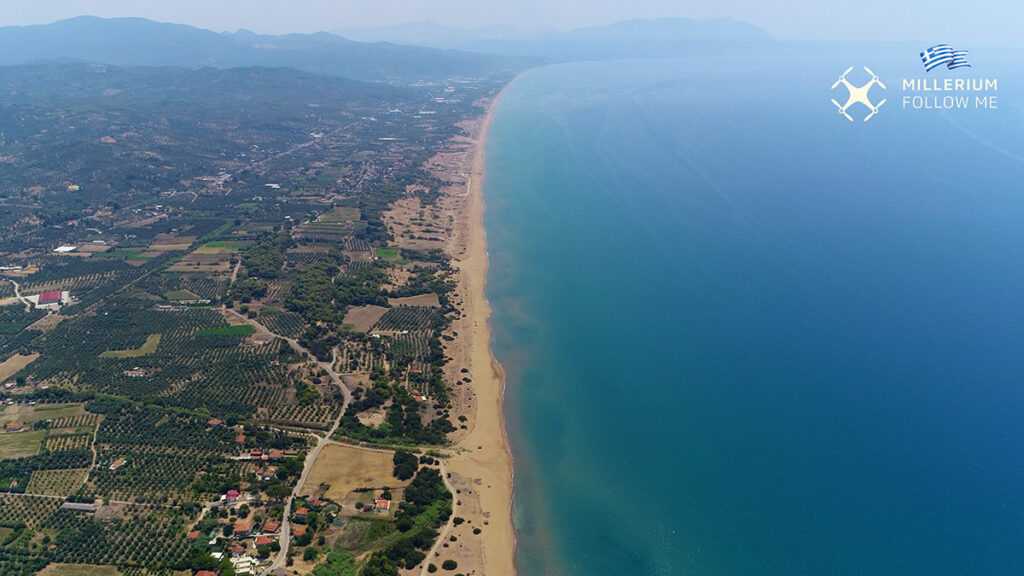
(436, 84), (517, 575)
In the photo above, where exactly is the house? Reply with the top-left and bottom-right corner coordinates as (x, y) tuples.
(262, 520), (280, 533)
(268, 449), (284, 461)
(225, 489), (240, 502)
(109, 458), (127, 472)
(60, 502), (97, 513)
(249, 450), (262, 460)
(292, 526), (307, 537)
(37, 290), (63, 306)
(187, 530), (201, 540)
(228, 543), (246, 557)
(294, 507), (308, 520)
(261, 466), (278, 481)
(195, 571), (217, 576)
(375, 499), (390, 512)
(255, 535), (274, 547)
(235, 434), (246, 444)
(233, 520), (251, 537)
(207, 418), (222, 426)
(231, 555), (254, 575)
(5, 422), (26, 433)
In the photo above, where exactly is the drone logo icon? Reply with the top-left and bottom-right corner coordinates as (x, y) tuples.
(830, 66), (886, 122)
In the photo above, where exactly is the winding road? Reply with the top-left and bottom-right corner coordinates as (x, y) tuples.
(224, 308), (352, 575)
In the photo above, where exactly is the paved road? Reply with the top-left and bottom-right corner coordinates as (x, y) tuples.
(224, 308), (351, 575)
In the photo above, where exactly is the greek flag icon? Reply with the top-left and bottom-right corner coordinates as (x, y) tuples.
(920, 45), (971, 71)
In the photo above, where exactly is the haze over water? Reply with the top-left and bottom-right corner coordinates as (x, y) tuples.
(484, 50), (1024, 575)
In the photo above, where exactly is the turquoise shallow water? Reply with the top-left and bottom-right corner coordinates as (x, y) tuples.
(485, 49), (1024, 575)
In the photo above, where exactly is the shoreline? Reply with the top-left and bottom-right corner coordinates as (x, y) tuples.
(443, 81), (518, 576)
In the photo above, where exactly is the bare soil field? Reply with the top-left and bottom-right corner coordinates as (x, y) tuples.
(342, 305), (389, 332)
(0, 353), (40, 383)
(387, 294), (440, 308)
(302, 443), (408, 502)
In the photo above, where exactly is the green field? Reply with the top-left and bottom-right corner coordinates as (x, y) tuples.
(0, 429), (45, 459)
(165, 289), (202, 301)
(195, 325), (256, 337)
(375, 248), (400, 260)
(0, 403), (84, 426)
(194, 241), (249, 254)
(95, 248), (151, 261)
(321, 206), (362, 222)
(99, 334), (161, 358)
(0, 321), (31, 334)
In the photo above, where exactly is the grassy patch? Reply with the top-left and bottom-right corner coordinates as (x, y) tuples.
(375, 248), (399, 260)
(37, 564), (122, 576)
(1, 403), (84, 426)
(165, 289), (202, 301)
(99, 334), (161, 358)
(195, 325), (255, 337)
(0, 321), (30, 334)
(0, 429), (45, 459)
(194, 241), (249, 254)
(94, 248), (151, 261)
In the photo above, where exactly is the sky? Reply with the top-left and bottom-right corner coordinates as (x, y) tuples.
(0, 0), (1020, 46)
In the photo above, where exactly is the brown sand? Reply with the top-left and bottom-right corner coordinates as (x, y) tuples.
(441, 85), (517, 576)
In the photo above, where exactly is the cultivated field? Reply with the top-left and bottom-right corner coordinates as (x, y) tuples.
(1, 403), (86, 426)
(99, 334), (161, 358)
(0, 429), (45, 458)
(303, 444), (408, 501)
(342, 305), (389, 332)
(36, 563), (123, 576)
(0, 352), (39, 382)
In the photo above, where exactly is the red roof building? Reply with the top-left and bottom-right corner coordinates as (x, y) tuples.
(294, 507), (308, 519)
(255, 535), (274, 546)
(292, 526), (307, 536)
(187, 530), (201, 539)
(207, 418), (222, 426)
(235, 434), (246, 443)
(263, 521), (280, 533)
(226, 489), (240, 500)
(38, 290), (62, 305)
(375, 499), (391, 511)
(233, 520), (251, 535)
(195, 571), (217, 576)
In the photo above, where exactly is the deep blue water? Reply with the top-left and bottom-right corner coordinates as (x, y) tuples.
(485, 47), (1024, 576)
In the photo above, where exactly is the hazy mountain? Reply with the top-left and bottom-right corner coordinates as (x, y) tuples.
(333, 17), (773, 60)
(0, 16), (529, 83)
(460, 18), (775, 60)
(332, 21), (540, 50)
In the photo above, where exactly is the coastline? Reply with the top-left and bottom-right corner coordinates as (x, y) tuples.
(441, 82), (517, 576)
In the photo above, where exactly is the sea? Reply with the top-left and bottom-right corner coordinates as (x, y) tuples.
(483, 45), (1024, 576)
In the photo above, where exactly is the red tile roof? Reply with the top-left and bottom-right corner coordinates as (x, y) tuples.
(292, 526), (307, 536)
(196, 571), (217, 576)
(38, 290), (62, 304)
(263, 521), (280, 532)
(187, 530), (200, 539)
(294, 507), (308, 516)
(233, 520), (251, 533)
(255, 535), (274, 546)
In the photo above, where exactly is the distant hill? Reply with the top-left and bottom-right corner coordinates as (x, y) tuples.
(462, 18), (775, 60)
(0, 16), (529, 83)
(335, 18), (774, 60)
(332, 21), (539, 50)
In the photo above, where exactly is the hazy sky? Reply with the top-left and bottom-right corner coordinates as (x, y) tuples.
(0, 1), (1019, 45)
